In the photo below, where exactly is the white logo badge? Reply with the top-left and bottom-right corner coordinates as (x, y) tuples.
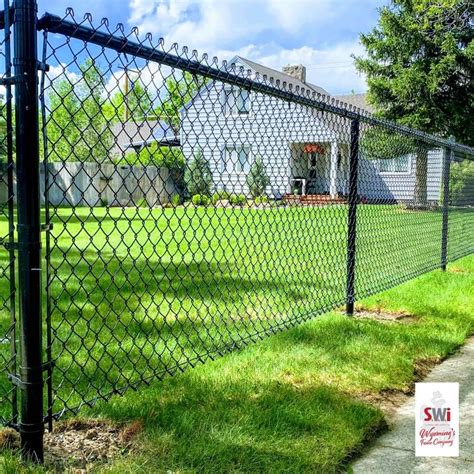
(415, 382), (459, 457)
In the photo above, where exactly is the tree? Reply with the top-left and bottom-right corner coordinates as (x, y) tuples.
(246, 156), (270, 198)
(47, 76), (81, 162)
(0, 103), (12, 165)
(155, 72), (207, 132)
(124, 142), (185, 169)
(109, 79), (154, 122)
(184, 150), (213, 196)
(355, 0), (473, 205)
(47, 59), (113, 163)
(449, 159), (474, 205)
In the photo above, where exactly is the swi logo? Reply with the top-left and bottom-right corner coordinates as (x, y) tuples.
(415, 383), (459, 457)
(423, 407), (451, 422)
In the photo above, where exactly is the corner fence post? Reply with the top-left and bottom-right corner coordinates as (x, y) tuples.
(346, 118), (360, 316)
(13, 0), (44, 462)
(441, 147), (452, 271)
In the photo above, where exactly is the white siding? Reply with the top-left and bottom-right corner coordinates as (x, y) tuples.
(358, 149), (443, 202)
(181, 68), (443, 202)
(181, 79), (336, 196)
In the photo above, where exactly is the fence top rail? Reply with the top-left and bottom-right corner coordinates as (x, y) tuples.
(38, 10), (474, 157)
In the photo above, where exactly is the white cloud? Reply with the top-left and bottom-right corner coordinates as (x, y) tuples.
(47, 63), (80, 84)
(265, 0), (335, 34)
(256, 42), (367, 95)
(186, 40), (366, 95)
(128, 0), (337, 50)
(130, 0), (267, 52)
(127, 0), (370, 94)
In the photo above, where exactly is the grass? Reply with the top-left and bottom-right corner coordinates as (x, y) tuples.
(0, 204), (472, 472)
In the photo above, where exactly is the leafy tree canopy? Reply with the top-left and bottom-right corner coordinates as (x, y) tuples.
(123, 143), (185, 169)
(155, 72), (207, 132)
(246, 156), (270, 198)
(0, 103), (12, 165)
(184, 150), (213, 196)
(107, 79), (154, 122)
(47, 59), (114, 162)
(355, 0), (473, 146)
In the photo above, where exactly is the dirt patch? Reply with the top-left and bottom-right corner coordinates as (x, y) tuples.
(0, 419), (143, 471)
(44, 419), (142, 470)
(356, 388), (412, 420)
(0, 427), (20, 450)
(448, 266), (468, 274)
(356, 356), (442, 422)
(414, 356), (441, 380)
(350, 307), (418, 324)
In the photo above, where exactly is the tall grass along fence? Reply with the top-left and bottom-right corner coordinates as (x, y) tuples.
(0, 2), (473, 461)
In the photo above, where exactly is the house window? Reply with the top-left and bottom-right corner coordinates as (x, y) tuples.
(224, 87), (251, 115)
(222, 146), (251, 173)
(378, 155), (411, 173)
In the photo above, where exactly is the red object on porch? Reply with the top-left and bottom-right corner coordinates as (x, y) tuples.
(303, 143), (325, 154)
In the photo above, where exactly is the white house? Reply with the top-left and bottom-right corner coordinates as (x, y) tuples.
(179, 57), (443, 203)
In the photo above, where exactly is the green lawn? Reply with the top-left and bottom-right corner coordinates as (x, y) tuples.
(0, 204), (473, 472)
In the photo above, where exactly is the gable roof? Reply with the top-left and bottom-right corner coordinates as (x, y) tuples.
(111, 119), (179, 155)
(233, 56), (329, 97)
(334, 93), (374, 113)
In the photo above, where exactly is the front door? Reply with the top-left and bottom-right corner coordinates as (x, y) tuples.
(306, 146), (326, 194)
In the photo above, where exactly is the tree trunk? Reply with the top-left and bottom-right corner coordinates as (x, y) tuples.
(413, 147), (428, 207)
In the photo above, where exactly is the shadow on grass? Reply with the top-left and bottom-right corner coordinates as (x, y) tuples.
(93, 370), (386, 472)
(86, 294), (472, 471)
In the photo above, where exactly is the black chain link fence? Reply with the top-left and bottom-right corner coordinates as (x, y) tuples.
(0, 8), (473, 433)
(0, 6), (17, 428)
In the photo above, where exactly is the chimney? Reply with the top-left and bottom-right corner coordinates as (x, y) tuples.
(282, 64), (306, 83)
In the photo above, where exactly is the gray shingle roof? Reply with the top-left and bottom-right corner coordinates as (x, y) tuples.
(111, 119), (179, 157)
(233, 56), (330, 97)
(334, 93), (374, 113)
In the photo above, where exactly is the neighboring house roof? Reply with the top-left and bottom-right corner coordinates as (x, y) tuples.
(234, 56), (330, 97)
(334, 93), (375, 114)
(111, 119), (179, 156)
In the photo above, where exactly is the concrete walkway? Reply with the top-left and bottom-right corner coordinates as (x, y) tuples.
(352, 338), (474, 473)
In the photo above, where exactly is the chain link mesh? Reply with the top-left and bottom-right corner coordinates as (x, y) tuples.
(448, 155), (474, 261)
(0, 9), (472, 427)
(0, 10), (17, 427)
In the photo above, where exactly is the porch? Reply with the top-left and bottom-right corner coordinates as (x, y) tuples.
(286, 141), (349, 203)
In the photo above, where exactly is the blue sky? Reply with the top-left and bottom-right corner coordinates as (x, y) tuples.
(38, 0), (389, 94)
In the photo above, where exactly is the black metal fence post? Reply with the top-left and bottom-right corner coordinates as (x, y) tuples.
(346, 118), (360, 316)
(441, 146), (452, 271)
(13, 0), (44, 462)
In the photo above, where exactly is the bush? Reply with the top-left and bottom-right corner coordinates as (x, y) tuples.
(191, 194), (210, 206)
(246, 156), (270, 198)
(449, 159), (474, 206)
(211, 190), (230, 204)
(229, 194), (246, 206)
(254, 195), (269, 205)
(184, 150), (213, 196)
(170, 194), (181, 206)
(191, 194), (202, 206)
(124, 143), (185, 170)
(211, 192), (220, 205)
